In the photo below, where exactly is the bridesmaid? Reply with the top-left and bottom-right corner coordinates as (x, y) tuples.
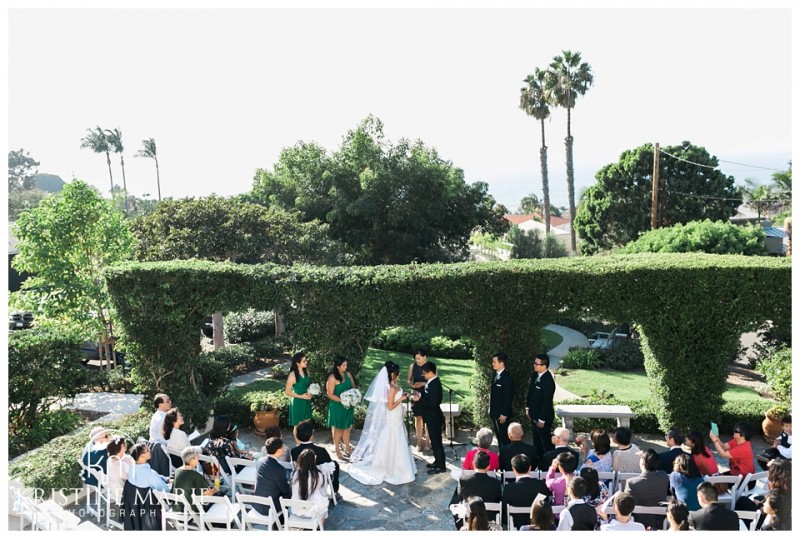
(285, 352), (312, 426)
(326, 357), (356, 460)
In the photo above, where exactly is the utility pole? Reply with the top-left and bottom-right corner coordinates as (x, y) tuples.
(651, 143), (660, 229)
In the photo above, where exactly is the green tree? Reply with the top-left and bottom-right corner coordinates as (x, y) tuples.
(517, 192), (561, 217)
(620, 219), (767, 255)
(250, 116), (508, 264)
(11, 180), (135, 356)
(105, 128), (129, 214)
(520, 67), (554, 232)
(135, 137), (161, 201)
(111, 186), (159, 219)
(80, 126), (114, 193)
(743, 178), (776, 221)
(8, 149), (39, 190)
(548, 50), (594, 252)
(8, 188), (48, 221)
(507, 225), (568, 259)
(574, 142), (740, 255)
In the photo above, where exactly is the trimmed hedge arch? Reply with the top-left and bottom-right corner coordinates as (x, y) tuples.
(105, 254), (790, 433)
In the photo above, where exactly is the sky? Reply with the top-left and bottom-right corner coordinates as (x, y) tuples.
(6, 3), (794, 212)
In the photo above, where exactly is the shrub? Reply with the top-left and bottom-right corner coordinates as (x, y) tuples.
(756, 347), (792, 403)
(604, 341), (644, 371)
(203, 343), (257, 371)
(9, 410), (83, 458)
(620, 219), (767, 255)
(553, 318), (616, 339)
(560, 347), (603, 370)
(224, 309), (275, 343)
(251, 336), (290, 360)
(372, 326), (475, 359)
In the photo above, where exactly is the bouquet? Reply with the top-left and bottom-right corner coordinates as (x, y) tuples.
(308, 383), (321, 396)
(339, 388), (362, 409)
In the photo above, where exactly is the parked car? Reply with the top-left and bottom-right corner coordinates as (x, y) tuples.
(80, 340), (125, 366)
(8, 311), (34, 330)
(588, 330), (628, 350)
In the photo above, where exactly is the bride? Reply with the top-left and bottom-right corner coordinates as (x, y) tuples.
(348, 361), (417, 485)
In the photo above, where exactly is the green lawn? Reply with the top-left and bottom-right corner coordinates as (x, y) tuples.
(360, 348), (474, 396)
(541, 328), (563, 352)
(555, 368), (773, 404)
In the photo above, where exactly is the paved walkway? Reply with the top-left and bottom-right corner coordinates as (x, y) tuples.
(62, 392), (144, 421)
(545, 323), (585, 402)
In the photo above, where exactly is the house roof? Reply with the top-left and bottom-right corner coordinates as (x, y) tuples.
(504, 213), (570, 227)
(763, 226), (787, 239)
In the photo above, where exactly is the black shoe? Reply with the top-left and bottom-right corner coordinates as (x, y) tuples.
(426, 463), (437, 468)
(427, 467), (445, 474)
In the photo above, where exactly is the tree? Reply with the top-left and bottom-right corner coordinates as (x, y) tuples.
(743, 178), (776, 221)
(548, 50), (594, 252)
(507, 225), (568, 259)
(620, 219), (767, 255)
(135, 137), (161, 201)
(11, 180), (135, 362)
(8, 188), (48, 220)
(573, 141), (740, 254)
(80, 126), (114, 193)
(8, 149), (39, 190)
(520, 67), (553, 232)
(111, 186), (159, 219)
(105, 128), (128, 214)
(250, 115), (509, 264)
(517, 192), (561, 217)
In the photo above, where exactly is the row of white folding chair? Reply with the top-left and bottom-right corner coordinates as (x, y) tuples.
(12, 493), (102, 530)
(703, 474), (742, 509)
(735, 470), (768, 500)
(238, 493), (282, 530)
(279, 497), (324, 531)
(84, 467), (124, 530)
(735, 509), (761, 532)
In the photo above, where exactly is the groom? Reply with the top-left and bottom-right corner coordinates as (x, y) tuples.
(412, 361), (446, 474)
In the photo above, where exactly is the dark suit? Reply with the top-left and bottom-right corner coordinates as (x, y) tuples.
(526, 370), (555, 457)
(417, 376), (445, 469)
(624, 470), (670, 530)
(121, 481), (162, 531)
(453, 472), (502, 528)
(689, 503), (740, 531)
(502, 476), (551, 527)
(290, 442), (339, 493)
(254, 456), (291, 517)
(499, 440), (538, 472)
(489, 369), (514, 447)
(536, 446), (579, 472)
(658, 447), (686, 473)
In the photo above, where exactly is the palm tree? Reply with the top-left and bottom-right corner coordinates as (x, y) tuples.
(548, 50), (594, 253)
(770, 162), (792, 213)
(520, 67), (553, 233)
(105, 128), (128, 213)
(744, 178), (776, 221)
(135, 138), (161, 201)
(80, 126), (114, 193)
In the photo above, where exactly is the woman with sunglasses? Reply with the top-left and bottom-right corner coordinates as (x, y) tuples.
(708, 422), (755, 478)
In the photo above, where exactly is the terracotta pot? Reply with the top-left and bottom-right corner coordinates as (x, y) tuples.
(253, 410), (279, 436)
(762, 414), (783, 444)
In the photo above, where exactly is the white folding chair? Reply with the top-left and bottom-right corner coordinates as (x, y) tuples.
(194, 494), (242, 530)
(161, 444), (184, 476)
(16, 496), (58, 531)
(154, 489), (202, 531)
(198, 453), (233, 498)
(317, 463), (337, 506)
(615, 472), (638, 493)
(279, 497), (324, 531)
(483, 501), (503, 529)
(506, 504), (532, 531)
(225, 457), (259, 496)
(236, 492), (282, 530)
(703, 474), (742, 509)
(84, 467), (114, 526)
(735, 509), (761, 532)
(736, 471), (768, 500)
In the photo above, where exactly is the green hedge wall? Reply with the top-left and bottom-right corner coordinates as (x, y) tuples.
(105, 254), (790, 433)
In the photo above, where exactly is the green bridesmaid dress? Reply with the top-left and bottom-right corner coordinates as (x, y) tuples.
(289, 374), (312, 426)
(327, 375), (354, 429)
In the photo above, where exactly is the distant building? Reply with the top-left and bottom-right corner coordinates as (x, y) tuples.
(503, 213), (576, 253)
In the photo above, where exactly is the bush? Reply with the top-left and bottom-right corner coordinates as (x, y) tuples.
(756, 347), (792, 403)
(560, 347), (603, 370)
(9, 409), (151, 493)
(9, 410), (83, 458)
(620, 220), (767, 255)
(372, 326), (475, 359)
(224, 309), (275, 343)
(604, 341), (644, 371)
(203, 343), (258, 371)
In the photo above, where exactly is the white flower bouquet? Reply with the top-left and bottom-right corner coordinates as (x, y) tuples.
(339, 388), (362, 409)
(308, 383), (321, 396)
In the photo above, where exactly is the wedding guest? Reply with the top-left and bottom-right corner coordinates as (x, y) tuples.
(580, 466), (610, 507)
(454, 451), (502, 527)
(291, 420), (339, 495)
(163, 408), (191, 453)
(106, 436), (134, 505)
(285, 352), (313, 427)
(545, 450), (578, 506)
(462, 428), (500, 471)
(537, 427), (579, 472)
(290, 448), (329, 523)
(501, 454), (550, 527)
(460, 496), (502, 531)
(688, 481), (739, 531)
(205, 416), (253, 475)
(254, 437), (291, 519)
(149, 393), (172, 445)
(687, 430), (718, 476)
(326, 357), (356, 460)
(556, 477), (596, 531)
(577, 429), (613, 472)
(81, 426), (110, 487)
(624, 448), (669, 530)
(499, 423), (537, 472)
(761, 489), (791, 531)
(669, 453), (703, 510)
(407, 348), (430, 452)
(127, 442), (169, 492)
(666, 500), (690, 531)
(518, 497), (556, 531)
(611, 427), (641, 473)
(599, 492), (645, 531)
(172, 446), (218, 512)
(708, 421), (755, 478)
(658, 427), (687, 472)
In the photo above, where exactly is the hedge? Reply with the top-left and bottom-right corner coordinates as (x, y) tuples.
(105, 254), (790, 433)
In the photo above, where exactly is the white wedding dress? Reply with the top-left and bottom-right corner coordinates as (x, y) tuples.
(349, 376), (416, 486)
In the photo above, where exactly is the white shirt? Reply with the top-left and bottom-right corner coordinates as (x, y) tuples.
(424, 375), (438, 389)
(600, 517), (645, 531)
(777, 434), (792, 459)
(149, 409), (167, 445)
(495, 368), (505, 380)
(556, 499), (590, 531)
(166, 428), (191, 453)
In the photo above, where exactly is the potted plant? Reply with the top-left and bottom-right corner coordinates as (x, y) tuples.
(762, 403), (791, 443)
(250, 392), (280, 436)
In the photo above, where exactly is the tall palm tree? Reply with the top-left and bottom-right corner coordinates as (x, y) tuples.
(80, 126), (114, 193)
(744, 178), (776, 221)
(520, 67), (553, 233)
(135, 138), (161, 201)
(548, 50), (594, 252)
(105, 128), (128, 213)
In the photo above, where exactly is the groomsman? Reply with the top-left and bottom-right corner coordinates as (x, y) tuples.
(526, 353), (556, 457)
(489, 353), (514, 447)
(412, 362), (446, 474)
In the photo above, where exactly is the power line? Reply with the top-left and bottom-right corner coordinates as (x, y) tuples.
(664, 188), (791, 204)
(659, 149), (786, 172)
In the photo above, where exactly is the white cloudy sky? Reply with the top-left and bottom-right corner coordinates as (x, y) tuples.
(7, 2), (794, 210)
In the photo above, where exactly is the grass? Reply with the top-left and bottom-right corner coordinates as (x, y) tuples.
(541, 328), (563, 352)
(555, 368), (773, 404)
(360, 348), (474, 396)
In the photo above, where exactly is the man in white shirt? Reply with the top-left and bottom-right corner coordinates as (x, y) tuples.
(600, 492), (646, 531)
(149, 393), (171, 445)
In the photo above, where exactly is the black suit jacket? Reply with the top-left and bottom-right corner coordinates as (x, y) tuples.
(489, 370), (514, 420)
(526, 370), (555, 423)
(290, 442), (332, 466)
(502, 476), (551, 526)
(537, 446), (580, 472)
(121, 481), (162, 531)
(657, 447), (686, 473)
(254, 456), (291, 516)
(499, 440), (538, 471)
(417, 377), (444, 425)
(458, 472), (502, 522)
(688, 504), (740, 531)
